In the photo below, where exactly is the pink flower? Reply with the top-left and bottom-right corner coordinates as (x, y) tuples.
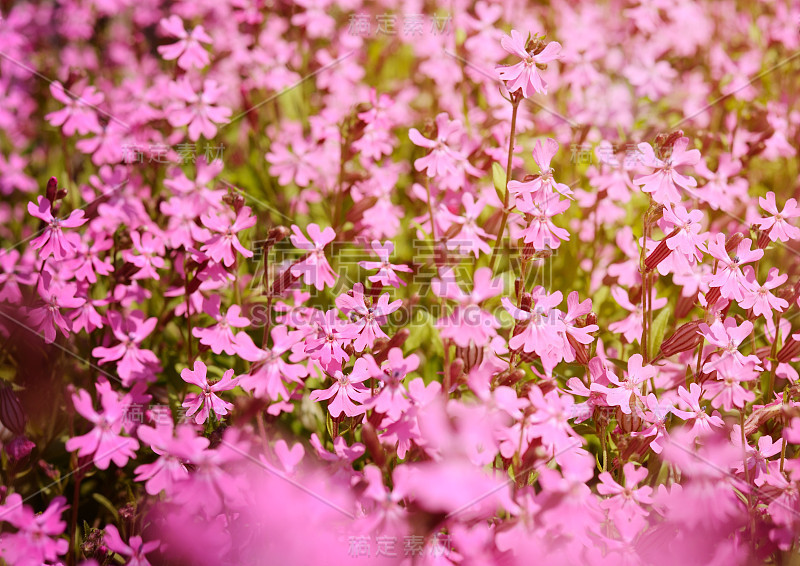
(631, 393), (672, 453)
(409, 113), (481, 182)
(289, 223), (337, 291)
(367, 349), (418, 420)
(698, 317), (761, 372)
(516, 193), (571, 250)
(167, 78), (232, 141)
(65, 381), (140, 469)
(739, 267), (789, 319)
(597, 462), (653, 518)
(180, 361), (240, 425)
(92, 310), (161, 386)
(591, 354), (655, 414)
(502, 290), (565, 361)
(438, 193), (496, 258)
(608, 286), (667, 344)
(309, 357), (373, 417)
(104, 525), (160, 566)
(634, 137), (701, 205)
(705, 234), (763, 301)
(0, 494), (68, 565)
(27, 196), (86, 260)
(45, 81), (103, 136)
(508, 138), (573, 201)
(303, 309), (355, 365)
(27, 273), (85, 344)
(756, 191), (800, 242)
(433, 267), (504, 348)
(123, 231), (166, 280)
(236, 327), (307, 401)
(192, 295), (251, 355)
(660, 204), (706, 261)
(671, 383), (724, 441)
(200, 206), (256, 267)
(335, 283), (402, 352)
(358, 240), (412, 288)
(157, 15), (212, 70)
(703, 359), (757, 410)
(496, 30), (561, 97)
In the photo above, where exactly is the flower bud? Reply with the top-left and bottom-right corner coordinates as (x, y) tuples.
(566, 334), (590, 365)
(345, 196), (378, 224)
(45, 176), (59, 203)
(586, 312), (598, 327)
(725, 233), (744, 253)
(455, 343), (484, 372)
(0, 384), (26, 436)
(5, 436), (34, 461)
(449, 358), (465, 385)
(270, 263), (301, 297)
(616, 403), (643, 434)
(705, 286), (721, 307)
(660, 321), (702, 357)
(675, 294), (697, 319)
(778, 337), (800, 363)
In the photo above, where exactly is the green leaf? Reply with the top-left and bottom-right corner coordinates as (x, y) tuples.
(492, 162), (507, 202)
(648, 308), (672, 361)
(92, 493), (120, 522)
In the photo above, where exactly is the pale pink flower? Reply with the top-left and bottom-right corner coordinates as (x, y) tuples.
(634, 137), (701, 205)
(167, 78), (232, 141)
(289, 223), (337, 291)
(358, 240), (412, 288)
(756, 191), (800, 242)
(200, 206), (257, 267)
(309, 357), (373, 417)
(27, 196), (86, 260)
(496, 30), (561, 97)
(157, 15), (212, 70)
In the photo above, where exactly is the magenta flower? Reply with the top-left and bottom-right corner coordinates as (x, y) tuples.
(358, 240), (412, 288)
(634, 137), (701, 205)
(236, 327), (308, 401)
(167, 78), (232, 141)
(705, 234), (763, 301)
(703, 359), (757, 410)
(92, 310), (161, 386)
(45, 81), (103, 136)
(134, 414), (210, 495)
(27, 196), (87, 260)
(309, 357), (373, 417)
(335, 283), (402, 352)
(433, 267), (504, 348)
(65, 381), (140, 469)
(67, 232), (114, 283)
(0, 494), (68, 565)
(289, 223), (337, 291)
(303, 309), (355, 365)
(104, 525), (160, 566)
(591, 354), (655, 414)
(192, 295), (251, 355)
(27, 273), (85, 344)
(367, 349), (418, 420)
(200, 206), (257, 267)
(123, 230), (166, 280)
(756, 191), (800, 242)
(181, 361), (240, 425)
(157, 15), (212, 70)
(496, 30), (561, 97)
(597, 462), (653, 519)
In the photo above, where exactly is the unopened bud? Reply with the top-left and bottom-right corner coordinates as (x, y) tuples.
(778, 337), (800, 363)
(496, 369), (525, 387)
(0, 384), (26, 436)
(45, 177), (59, 203)
(345, 196), (378, 224)
(519, 293), (532, 312)
(674, 294), (697, 320)
(264, 226), (290, 251)
(616, 403), (643, 434)
(660, 321), (702, 357)
(566, 334), (590, 365)
(449, 358), (465, 384)
(751, 225), (771, 250)
(442, 222), (463, 242)
(645, 239), (671, 271)
(455, 343), (484, 372)
(269, 264), (300, 297)
(725, 233), (744, 253)
(705, 286), (721, 307)
(586, 312), (598, 326)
